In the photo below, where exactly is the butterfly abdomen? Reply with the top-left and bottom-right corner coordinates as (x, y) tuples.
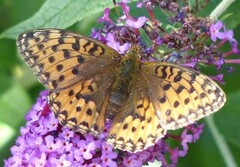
(108, 52), (141, 112)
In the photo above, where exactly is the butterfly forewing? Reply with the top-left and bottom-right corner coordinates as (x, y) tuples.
(17, 29), (121, 135)
(17, 29), (121, 90)
(141, 62), (226, 130)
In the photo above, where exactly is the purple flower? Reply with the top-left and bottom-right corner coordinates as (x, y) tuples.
(125, 16), (148, 28)
(118, 2), (130, 17)
(49, 154), (72, 166)
(230, 40), (240, 54)
(105, 33), (131, 54)
(224, 29), (234, 42)
(101, 142), (114, 154)
(98, 8), (112, 23)
(73, 149), (84, 164)
(4, 155), (22, 167)
(91, 28), (107, 43)
(87, 163), (102, 167)
(210, 21), (226, 42)
(123, 154), (143, 167)
(136, 0), (155, 10)
(210, 74), (225, 84)
(81, 141), (96, 160)
(179, 129), (193, 157)
(59, 127), (74, 140)
(30, 153), (47, 167)
(156, 36), (164, 45)
(40, 135), (62, 153)
(181, 58), (198, 68)
(122, 0), (131, 3)
(10, 136), (26, 154)
(191, 124), (204, 142)
(100, 152), (118, 167)
(117, 2), (148, 28)
(169, 148), (179, 164)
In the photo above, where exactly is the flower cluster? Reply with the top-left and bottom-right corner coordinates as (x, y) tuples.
(93, 0), (240, 83)
(4, 91), (204, 167)
(4, 91), (118, 167)
(209, 20), (240, 71)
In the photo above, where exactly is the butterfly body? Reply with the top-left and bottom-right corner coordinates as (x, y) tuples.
(109, 48), (140, 108)
(17, 29), (226, 153)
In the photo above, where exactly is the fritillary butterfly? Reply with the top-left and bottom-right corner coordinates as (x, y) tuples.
(17, 29), (226, 153)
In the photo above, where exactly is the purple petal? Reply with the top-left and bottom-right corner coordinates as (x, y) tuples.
(210, 21), (224, 42)
(126, 16), (148, 28)
(99, 8), (112, 23)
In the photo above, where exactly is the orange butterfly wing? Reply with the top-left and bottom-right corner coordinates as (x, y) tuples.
(107, 61), (226, 153)
(17, 30), (226, 153)
(17, 29), (121, 135)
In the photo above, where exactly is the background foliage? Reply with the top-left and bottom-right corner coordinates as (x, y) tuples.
(0, 0), (240, 166)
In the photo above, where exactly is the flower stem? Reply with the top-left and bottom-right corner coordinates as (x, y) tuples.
(205, 117), (237, 167)
(225, 59), (240, 63)
(210, 0), (235, 21)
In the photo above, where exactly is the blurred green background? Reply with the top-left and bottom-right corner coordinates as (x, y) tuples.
(0, 0), (240, 166)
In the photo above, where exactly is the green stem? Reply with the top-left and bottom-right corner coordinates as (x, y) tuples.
(210, 0), (235, 21)
(206, 117), (237, 167)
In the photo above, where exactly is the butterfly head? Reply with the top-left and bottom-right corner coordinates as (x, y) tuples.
(121, 45), (142, 72)
(125, 45), (142, 58)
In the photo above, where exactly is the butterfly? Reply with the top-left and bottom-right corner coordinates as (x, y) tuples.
(17, 29), (226, 153)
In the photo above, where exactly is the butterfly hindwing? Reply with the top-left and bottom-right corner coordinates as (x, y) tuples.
(48, 71), (117, 135)
(107, 96), (166, 152)
(107, 73), (167, 153)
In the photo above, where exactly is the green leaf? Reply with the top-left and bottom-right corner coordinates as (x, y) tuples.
(0, 0), (118, 39)
(219, 0), (240, 29)
(0, 83), (31, 128)
(214, 90), (240, 149)
(0, 39), (17, 72)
